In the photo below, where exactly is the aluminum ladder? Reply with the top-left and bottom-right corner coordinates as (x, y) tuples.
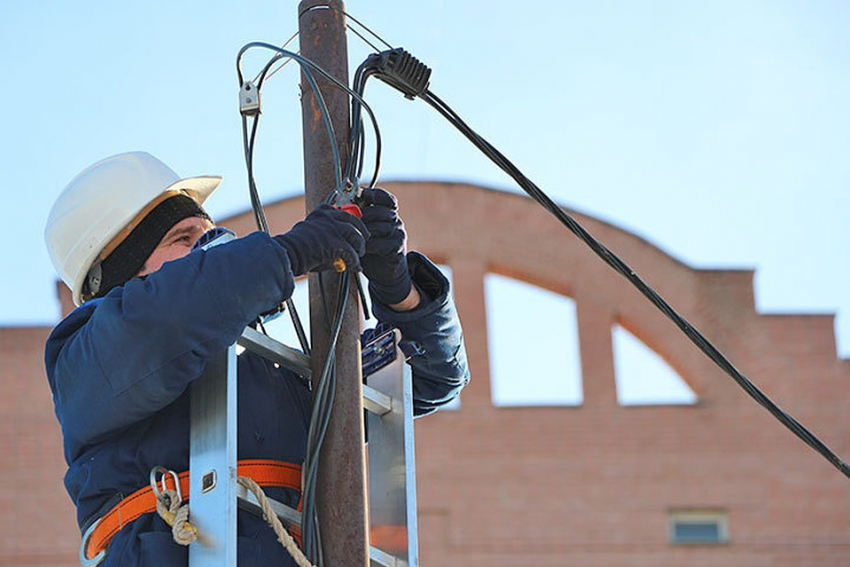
(187, 325), (418, 567)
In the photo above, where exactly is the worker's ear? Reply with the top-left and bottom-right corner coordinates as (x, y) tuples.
(81, 260), (103, 302)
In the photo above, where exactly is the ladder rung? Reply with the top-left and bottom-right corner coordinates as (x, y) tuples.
(363, 384), (393, 416)
(238, 493), (401, 567)
(369, 545), (401, 567)
(238, 326), (312, 376)
(237, 491), (302, 529)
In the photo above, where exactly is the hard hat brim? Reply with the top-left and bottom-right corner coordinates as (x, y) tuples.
(165, 175), (222, 206)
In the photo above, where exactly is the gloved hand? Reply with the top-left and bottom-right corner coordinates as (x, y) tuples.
(274, 204), (370, 276)
(358, 188), (413, 305)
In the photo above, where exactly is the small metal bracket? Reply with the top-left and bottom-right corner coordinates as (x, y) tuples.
(239, 81), (261, 116)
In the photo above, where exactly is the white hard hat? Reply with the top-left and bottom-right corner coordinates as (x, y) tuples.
(45, 151), (222, 305)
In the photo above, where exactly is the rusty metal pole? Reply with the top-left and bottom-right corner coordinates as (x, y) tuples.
(298, 2), (370, 567)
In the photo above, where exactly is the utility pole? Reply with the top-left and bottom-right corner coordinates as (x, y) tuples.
(298, 2), (371, 567)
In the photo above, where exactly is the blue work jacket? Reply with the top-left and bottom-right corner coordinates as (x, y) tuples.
(44, 231), (469, 566)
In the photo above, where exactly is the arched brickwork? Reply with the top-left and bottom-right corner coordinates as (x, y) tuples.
(222, 181), (847, 409)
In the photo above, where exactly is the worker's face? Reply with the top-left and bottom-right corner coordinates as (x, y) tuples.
(137, 216), (215, 277)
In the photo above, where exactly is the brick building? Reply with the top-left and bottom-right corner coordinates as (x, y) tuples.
(2, 182), (848, 566)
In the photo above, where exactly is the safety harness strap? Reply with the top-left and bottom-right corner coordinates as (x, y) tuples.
(82, 459), (302, 563)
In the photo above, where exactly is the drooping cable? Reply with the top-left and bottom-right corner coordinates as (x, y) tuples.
(347, 59), (384, 189)
(359, 48), (850, 481)
(237, 42), (382, 201)
(241, 107), (269, 233)
(239, 51), (309, 354)
(426, 88), (850, 479)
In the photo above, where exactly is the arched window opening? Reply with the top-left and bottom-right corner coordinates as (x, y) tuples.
(612, 324), (697, 406)
(485, 274), (582, 407)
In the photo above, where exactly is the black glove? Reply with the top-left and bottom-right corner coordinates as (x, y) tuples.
(358, 188), (412, 305)
(274, 204), (369, 276)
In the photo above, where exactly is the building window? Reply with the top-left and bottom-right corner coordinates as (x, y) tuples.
(668, 510), (728, 544)
(484, 274), (583, 406)
(612, 324), (697, 405)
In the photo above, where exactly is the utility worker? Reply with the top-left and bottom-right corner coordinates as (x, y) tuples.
(44, 151), (469, 566)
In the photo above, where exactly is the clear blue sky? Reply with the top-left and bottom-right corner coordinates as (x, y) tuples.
(1, 1), (848, 365)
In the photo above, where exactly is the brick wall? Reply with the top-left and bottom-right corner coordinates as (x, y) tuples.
(0, 326), (78, 566)
(4, 182), (847, 566)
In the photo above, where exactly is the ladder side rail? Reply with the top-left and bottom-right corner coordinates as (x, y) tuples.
(401, 358), (419, 567)
(365, 331), (419, 567)
(189, 345), (239, 567)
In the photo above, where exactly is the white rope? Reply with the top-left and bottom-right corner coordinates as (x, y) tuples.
(237, 475), (316, 567)
(152, 475), (312, 565)
(154, 488), (198, 546)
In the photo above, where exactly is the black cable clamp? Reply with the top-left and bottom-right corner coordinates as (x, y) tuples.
(365, 48), (431, 99)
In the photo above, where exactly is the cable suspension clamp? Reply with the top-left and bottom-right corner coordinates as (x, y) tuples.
(367, 48), (431, 100)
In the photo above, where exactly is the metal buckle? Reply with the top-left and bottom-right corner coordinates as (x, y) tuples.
(150, 466), (182, 505)
(79, 517), (105, 567)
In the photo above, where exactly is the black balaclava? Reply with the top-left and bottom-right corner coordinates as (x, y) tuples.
(84, 194), (210, 301)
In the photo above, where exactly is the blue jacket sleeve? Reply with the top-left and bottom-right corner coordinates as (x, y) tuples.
(369, 252), (470, 416)
(44, 232), (296, 457)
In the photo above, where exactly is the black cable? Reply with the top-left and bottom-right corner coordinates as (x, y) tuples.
(301, 270), (350, 565)
(238, 37), (443, 563)
(332, 38), (850, 480)
(237, 45), (348, 562)
(348, 62), (383, 188)
(415, 87), (850, 480)
(239, 56), (312, 354)
(241, 114), (269, 232)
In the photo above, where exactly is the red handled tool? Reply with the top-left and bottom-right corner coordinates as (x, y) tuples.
(332, 204), (363, 272)
(338, 203), (362, 218)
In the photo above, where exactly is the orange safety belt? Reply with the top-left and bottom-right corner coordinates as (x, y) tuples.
(82, 459), (302, 563)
